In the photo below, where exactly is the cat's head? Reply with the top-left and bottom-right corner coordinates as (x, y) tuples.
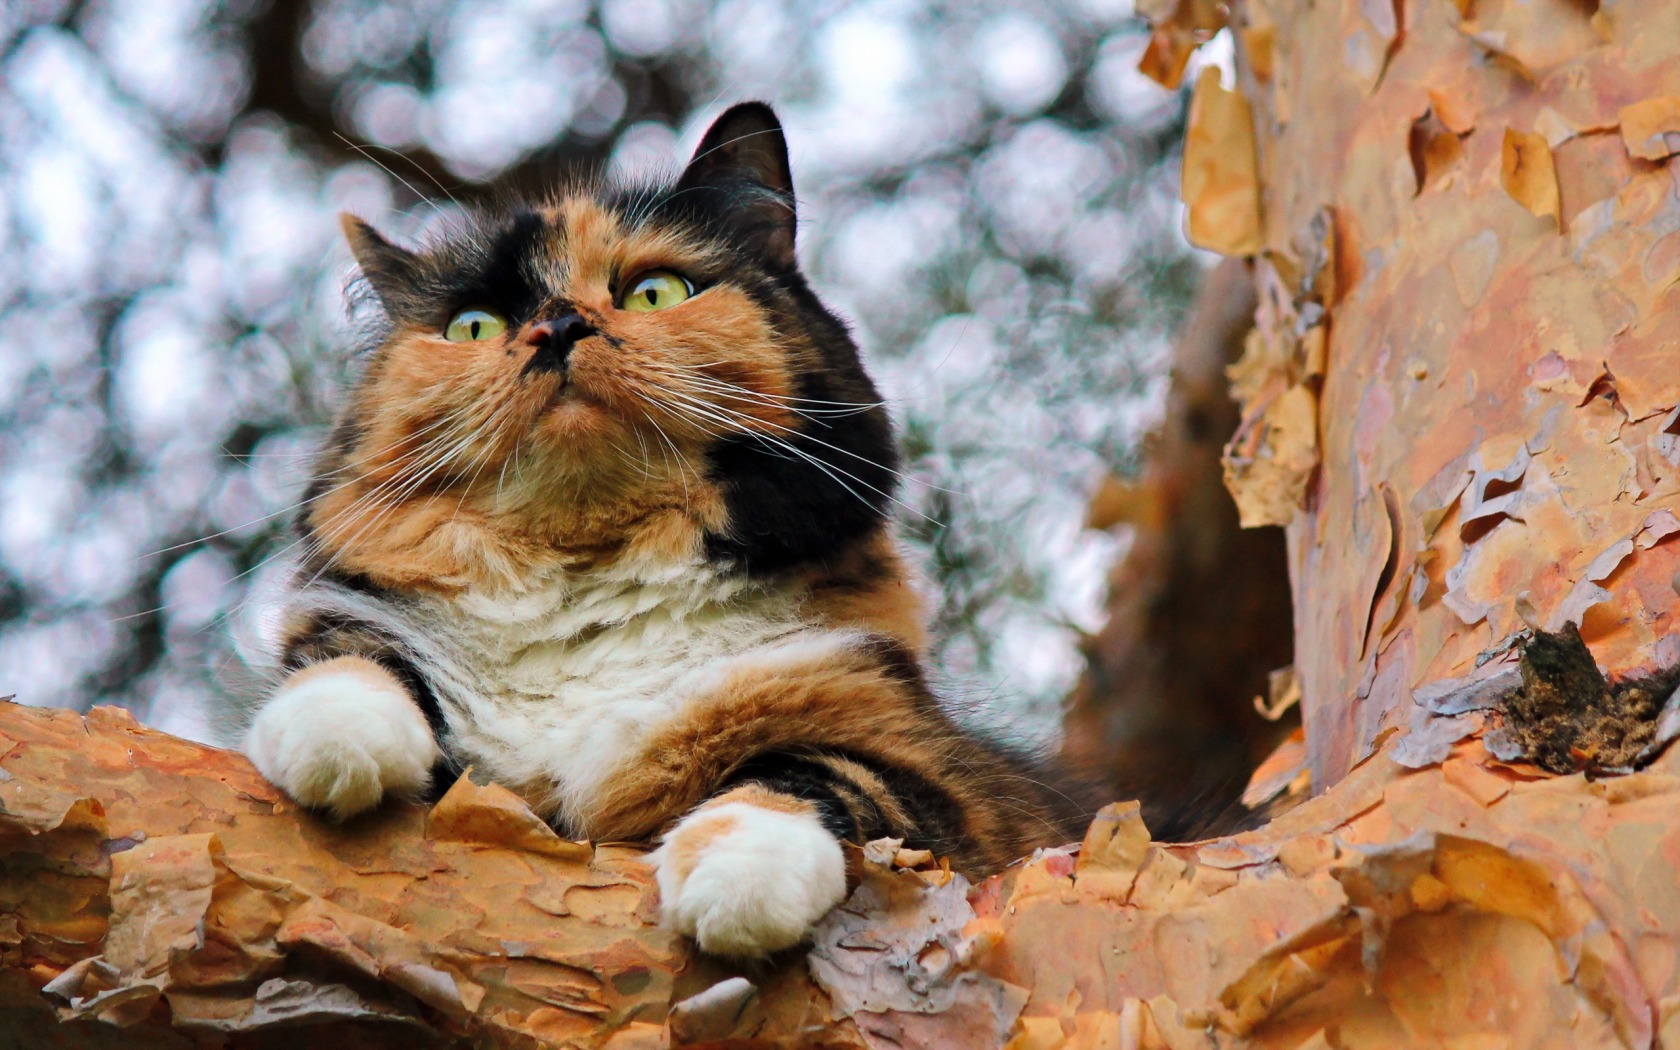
(304, 104), (900, 590)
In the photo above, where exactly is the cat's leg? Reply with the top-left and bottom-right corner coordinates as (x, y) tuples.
(245, 654), (440, 820)
(620, 637), (1084, 957)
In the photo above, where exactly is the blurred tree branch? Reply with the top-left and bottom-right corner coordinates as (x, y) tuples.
(240, 0), (697, 207)
(1062, 257), (1295, 834)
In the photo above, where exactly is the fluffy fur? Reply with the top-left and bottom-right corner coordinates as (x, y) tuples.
(652, 795), (848, 956)
(245, 656), (438, 820)
(243, 103), (1090, 957)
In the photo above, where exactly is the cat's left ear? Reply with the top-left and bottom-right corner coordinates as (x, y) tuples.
(340, 213), (421, 311)
(676, 103), (796, 270)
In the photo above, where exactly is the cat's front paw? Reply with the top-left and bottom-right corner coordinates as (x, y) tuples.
(245, 657), (439, 821)
(651, 801), (848, 958)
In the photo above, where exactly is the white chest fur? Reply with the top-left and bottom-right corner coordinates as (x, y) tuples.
(398, 563), (845, 830)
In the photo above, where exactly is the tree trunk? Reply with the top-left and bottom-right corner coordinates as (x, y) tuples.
(1214, 0), (1680, 795)
(4, 0), (1680, 1047)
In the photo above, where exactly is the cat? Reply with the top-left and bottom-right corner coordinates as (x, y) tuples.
(242, 102), (1090, 958)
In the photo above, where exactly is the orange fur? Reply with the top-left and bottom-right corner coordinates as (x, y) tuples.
(796, 531), (929, 654)
(283, 654), (407, 693)
(698, 783), (818, 817)
(657, 812), (739, 886)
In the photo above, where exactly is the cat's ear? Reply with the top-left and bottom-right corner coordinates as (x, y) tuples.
(340, 213), (420, 309)
(676, 103), (796, 270)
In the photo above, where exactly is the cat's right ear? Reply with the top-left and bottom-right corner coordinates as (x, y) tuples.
(676, 103), (797, 270)
(340, 213), (419, 310)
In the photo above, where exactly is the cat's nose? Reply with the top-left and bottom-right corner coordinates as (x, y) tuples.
(520, 313), (595, 375)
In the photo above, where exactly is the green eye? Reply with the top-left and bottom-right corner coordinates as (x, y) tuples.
(443, 308), (507, 342)
(618, 270), (693, 313)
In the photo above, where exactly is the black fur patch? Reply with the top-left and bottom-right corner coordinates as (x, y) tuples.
(697, 279), (899, 576)
(723, 753), (862, 841)
(607, 147), (902, 576)
(384, 209), (552, 330)
(724, 747), (968, 855)
(857, 752), (967, 854)
(278, 608), (448, 741)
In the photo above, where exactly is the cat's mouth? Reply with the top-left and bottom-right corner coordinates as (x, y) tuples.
(542, 375), (592, 409)
(536, 372), (612, 422)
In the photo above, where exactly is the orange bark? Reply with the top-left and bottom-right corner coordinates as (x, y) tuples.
(1208, 0), (1680, 789)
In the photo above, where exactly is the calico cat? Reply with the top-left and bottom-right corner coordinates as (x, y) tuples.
(243, 103), (1089, 958)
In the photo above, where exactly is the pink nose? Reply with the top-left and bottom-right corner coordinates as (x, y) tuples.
(520, 313), (595, 375)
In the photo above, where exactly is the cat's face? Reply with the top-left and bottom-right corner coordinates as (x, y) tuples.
(304, 104), (899, 589)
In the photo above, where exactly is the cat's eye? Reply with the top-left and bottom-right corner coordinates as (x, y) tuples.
(443, 308), (507, 342)
(618, 271), (693, 313)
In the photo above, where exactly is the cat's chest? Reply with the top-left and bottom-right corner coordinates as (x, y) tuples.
(452, 581), (800, 703)
(446, 564), (799, 688)
(415, 569), (818, 818)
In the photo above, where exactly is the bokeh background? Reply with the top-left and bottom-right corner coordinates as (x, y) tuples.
(0, 0), (1222, 745)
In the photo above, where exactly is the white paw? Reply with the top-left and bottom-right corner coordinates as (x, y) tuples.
(245, 662), (439, 820)
(651, 802), (848, 958)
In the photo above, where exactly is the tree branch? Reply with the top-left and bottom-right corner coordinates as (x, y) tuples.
(4, 681), (1680, 1048)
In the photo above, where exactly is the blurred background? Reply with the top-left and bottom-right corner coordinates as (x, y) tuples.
(0, 0), (1221, 747)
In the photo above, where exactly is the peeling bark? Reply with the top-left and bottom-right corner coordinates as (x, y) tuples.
(5, 668), (1680, 1048)
(1211, 0), (1680, 791)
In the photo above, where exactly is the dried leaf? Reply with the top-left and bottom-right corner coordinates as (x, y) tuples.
(1618, 96), (1680, 160)
(1182, 67), (1263, 256)
(1222, 383), (1319, 527)
(1500, 128), (1561, 225)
